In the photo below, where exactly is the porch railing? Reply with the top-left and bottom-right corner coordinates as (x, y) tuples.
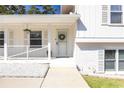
(0, 46), (4, 60)
(0, 45), (49, 60)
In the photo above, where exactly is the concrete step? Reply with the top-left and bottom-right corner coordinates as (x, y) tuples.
(50, 58), (76, 68)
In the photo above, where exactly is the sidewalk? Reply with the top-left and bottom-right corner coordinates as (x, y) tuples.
(42, 67), (89, 88)
(0, 78), (43, 88)
(0, 63), (49, 88)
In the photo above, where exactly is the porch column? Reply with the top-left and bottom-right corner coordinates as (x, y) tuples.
(27, 31), (30, 60)
(4, 30), (8, 61)
(48, 24), (51, 60)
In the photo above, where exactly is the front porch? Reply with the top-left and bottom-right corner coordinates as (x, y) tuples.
(0, 15), (79, 62)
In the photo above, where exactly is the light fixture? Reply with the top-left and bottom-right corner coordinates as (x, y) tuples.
(24, 24), (31, 32)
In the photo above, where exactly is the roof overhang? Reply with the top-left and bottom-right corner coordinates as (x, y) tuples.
(76, 38), (124, 43)
(0, 14), (80, 24)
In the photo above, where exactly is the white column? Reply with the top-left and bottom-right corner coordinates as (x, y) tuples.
(4, 30), (8, 61)
(73, 23), (77, 62)
(48, 24), (51, 60)
(75, 5), (79, 14)
(116, 49), (119, 73)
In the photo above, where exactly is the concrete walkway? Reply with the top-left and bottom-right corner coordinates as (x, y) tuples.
(0, 67), (89, 88)
(0, 78), (43, 88)
(42, 67), (89, 88)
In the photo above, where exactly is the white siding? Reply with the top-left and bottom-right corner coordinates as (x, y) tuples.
(8, 31), (14, 45)
(76, 43), (124, 74)
(76, 5), (124, 38)
(75, 5), (124, 74)
(76, 44), (99, 74)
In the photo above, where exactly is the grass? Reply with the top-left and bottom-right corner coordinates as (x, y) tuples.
(83, 75), (124, 88)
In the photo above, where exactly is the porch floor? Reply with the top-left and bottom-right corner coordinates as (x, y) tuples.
(0, 63), (49, 77)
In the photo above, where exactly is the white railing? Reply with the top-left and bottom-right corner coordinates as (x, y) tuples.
(7, 45), (48, 60)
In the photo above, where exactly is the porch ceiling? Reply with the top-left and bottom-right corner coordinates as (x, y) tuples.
(0, 14), (80, 24)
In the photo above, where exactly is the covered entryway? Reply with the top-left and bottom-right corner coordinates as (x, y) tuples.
(0, 15), (79, 61)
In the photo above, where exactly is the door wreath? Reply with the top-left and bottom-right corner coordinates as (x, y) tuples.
(59, 34), (65, 40)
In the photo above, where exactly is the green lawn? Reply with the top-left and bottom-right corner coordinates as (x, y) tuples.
(83, 75), (124, 88)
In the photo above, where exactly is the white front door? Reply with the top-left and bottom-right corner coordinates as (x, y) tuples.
(57, 31), (67, 57)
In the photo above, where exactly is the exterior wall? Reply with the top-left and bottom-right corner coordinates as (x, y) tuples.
(75, 5), (124, 74)
(77, 5), (124, 38)
(76, 43), (124, 74)
(76, 43), (99, 74)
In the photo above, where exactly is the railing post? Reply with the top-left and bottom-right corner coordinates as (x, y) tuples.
(4, 42), (7, 61)
(48, 25), (51, 61)
(27, 45), (29, 60)
(4, 31), (7, 61)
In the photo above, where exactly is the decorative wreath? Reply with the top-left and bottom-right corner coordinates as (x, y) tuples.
(59, 34), (66, 40)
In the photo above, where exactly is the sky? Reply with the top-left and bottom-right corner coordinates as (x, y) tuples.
(25, 5), (60, 14)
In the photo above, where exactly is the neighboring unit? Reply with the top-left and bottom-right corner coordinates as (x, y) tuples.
(76, 5), (124, 74)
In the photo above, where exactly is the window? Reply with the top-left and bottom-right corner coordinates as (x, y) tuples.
(119, 50), (124, 71)
(30, 31), (42, 48)
(110, 5), (122, 24)
(105, 50), (116, 71)
(0, 31), (4, 48)
(104, 50), (124, 71)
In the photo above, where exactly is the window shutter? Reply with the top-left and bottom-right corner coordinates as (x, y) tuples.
(43, 30), (48, 45)
(8, 31), (14, 45)
(98, 50), (105, 73)
(102, 5), (108, 24)
(24, 31), (28, 45)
